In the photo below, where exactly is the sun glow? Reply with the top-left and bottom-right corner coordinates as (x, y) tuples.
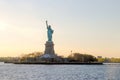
(0, 22), (8, 31)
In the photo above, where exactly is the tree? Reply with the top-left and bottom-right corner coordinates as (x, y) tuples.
(68, 53), (97, 62)
(20, 52), (43, 62)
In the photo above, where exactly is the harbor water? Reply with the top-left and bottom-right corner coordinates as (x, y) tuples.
(0, 63), (120, 80)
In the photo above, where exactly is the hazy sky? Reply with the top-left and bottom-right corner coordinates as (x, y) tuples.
(0, 0), (120, 57)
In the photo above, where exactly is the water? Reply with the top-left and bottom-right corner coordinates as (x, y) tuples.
(0, 63), (120, 80)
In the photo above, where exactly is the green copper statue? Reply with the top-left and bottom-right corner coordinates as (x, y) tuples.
(46, 21), (54, 42)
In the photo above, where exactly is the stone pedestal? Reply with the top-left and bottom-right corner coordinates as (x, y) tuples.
(40, 41), (56, 59)
(44, 41), (55, 55)
(39, 41), (62, 62)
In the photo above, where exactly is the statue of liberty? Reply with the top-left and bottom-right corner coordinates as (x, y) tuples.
(46, 21), (54, 42)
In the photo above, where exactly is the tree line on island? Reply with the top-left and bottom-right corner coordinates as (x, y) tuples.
(0, 52), (120, 63)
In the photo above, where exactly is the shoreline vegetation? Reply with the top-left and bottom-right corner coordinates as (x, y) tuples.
(0, 52), (119, 64)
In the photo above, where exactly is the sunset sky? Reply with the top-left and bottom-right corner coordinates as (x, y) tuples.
(0, 0), (120, 57)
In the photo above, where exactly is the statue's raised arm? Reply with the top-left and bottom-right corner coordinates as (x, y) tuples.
(46, 20), (48, 28)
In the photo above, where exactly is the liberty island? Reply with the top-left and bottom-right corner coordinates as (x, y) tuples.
(11, 21), (102, 65)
